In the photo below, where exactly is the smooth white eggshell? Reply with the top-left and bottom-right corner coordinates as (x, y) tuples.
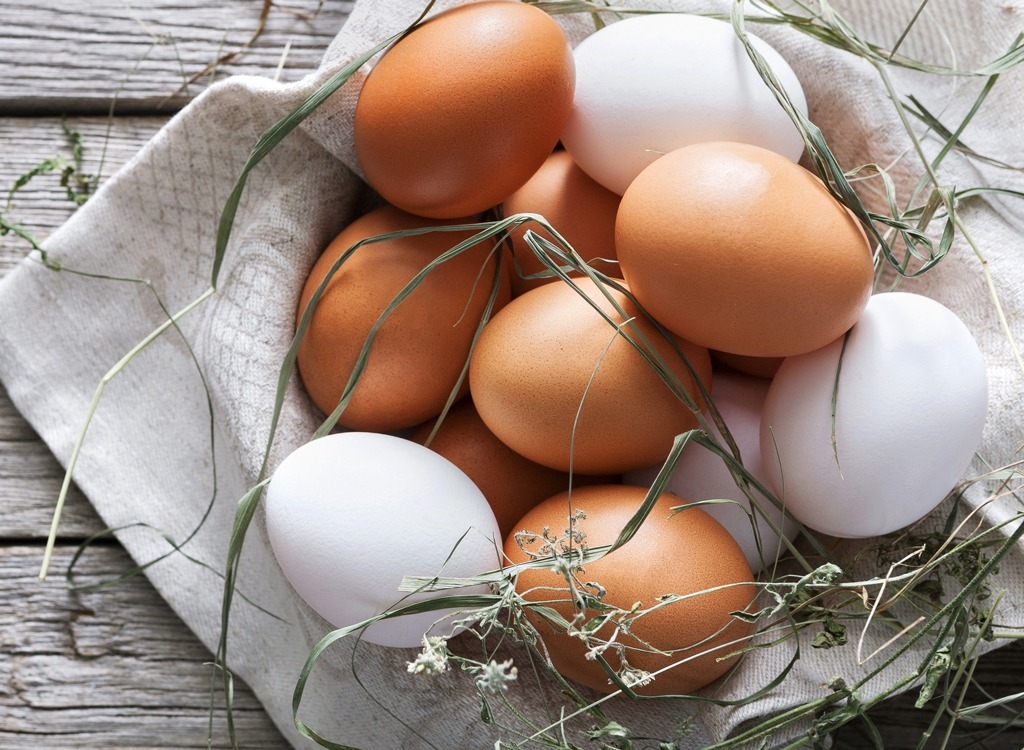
(625, 371), (799, 572)
(760, 293), (988, 538)
(562, 13), (808, 195)
(265, 432), (501, 647)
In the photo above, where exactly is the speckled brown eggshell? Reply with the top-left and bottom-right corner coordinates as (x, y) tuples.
(616, 141), (874, 357)
(469, 277), (712, 474)
(297, 204), (510, 432)
(411, 399), (617, 538)
(504, 485), (756, 696)
(354, 1), (575, 219)
(503, 150), (621, 296)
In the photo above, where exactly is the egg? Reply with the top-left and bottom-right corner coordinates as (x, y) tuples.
(411, 399), (616, 538)
(615, 142), (874, 357)
(504, 485), (756, 695)
(625, 372), (798, 572)
(354, 1), (575, 218)
(760, 292), (988, 538)
(502, 150), (621, 296)
(562, 13), (807, 195)
(470, 277), (712, 474)
(296, 204), (509, 432)
(265, 432), (501, 647)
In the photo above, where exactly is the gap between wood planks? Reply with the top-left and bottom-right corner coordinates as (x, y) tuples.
(0, 0), (351, 116)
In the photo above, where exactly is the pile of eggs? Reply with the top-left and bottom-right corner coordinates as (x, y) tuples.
(265, 1), (989, 697)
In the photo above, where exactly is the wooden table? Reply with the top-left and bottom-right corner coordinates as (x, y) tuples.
(1, 2), (1022, 748)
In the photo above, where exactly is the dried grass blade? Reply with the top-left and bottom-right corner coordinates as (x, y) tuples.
(211, 0), (438, 286)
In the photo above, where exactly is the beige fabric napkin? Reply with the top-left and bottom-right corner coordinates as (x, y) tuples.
(2, 0), (1023, 747)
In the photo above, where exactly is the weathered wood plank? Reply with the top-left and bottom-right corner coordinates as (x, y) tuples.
(0, 116), (168, 275)
(0, 430), (106, 540)
(0, 544), (286, 748)
(0, 387), (42, 442)
(0, 0), (355, 114)
(0, 708), (280, 750)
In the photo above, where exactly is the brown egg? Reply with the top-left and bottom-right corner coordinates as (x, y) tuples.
(297, 205), (509, 431)
(711, 350), (784, 380)
(469, 277), (712, 474)
(504, 485), (756, 696)
(354, 2), (575, 219)
(411, 399), (616, 537)
(616, 141), (874, 357)
(503, 150), (621, 296)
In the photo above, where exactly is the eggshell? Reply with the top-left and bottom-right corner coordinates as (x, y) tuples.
(760, 292), (988, 538)
(266, 432), (501, 647)
(625, 372), (798, 572)
(296, 204), (509, 431)
(411, 399), (616, 538)
(354, 1), (575, 218)
(615, 142), (874, 357)
(470, 277), (712, 474)
(504, 485), (756, 695)
(562, 13), (807, 195)
(502, 150), (621, 296)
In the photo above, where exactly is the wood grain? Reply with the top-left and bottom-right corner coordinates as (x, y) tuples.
(0, 431), (103, 540)
(0, 117), (169, 274)
(0, 0), (355, 115)
(0, 545), (285, 748)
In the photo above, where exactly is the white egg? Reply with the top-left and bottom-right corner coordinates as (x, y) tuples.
(265, 432), (501, 647)
(624, 371), (799, 572)
(561, 13), (808, 195)
(760, 293), (988, 538)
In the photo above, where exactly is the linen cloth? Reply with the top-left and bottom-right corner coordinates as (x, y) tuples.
(2, 0), (1023, 746)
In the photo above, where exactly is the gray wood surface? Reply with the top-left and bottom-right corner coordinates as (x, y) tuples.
(2, 2), (1023, 749)
(0, 0), (354, 114)
(0, 545), (282, 749)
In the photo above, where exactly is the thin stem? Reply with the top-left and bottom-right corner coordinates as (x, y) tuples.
(39, 286), (216, 579)
(875, 61), (1024, 380)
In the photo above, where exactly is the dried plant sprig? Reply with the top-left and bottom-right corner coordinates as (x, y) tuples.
(4, 116), (98, 218)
